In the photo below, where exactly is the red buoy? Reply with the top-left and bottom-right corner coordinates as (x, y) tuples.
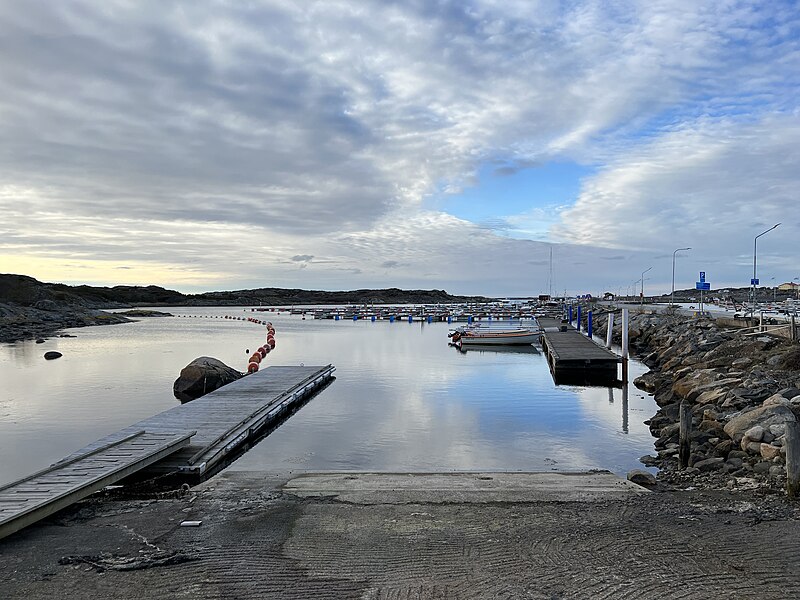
(247, 362), (259, 373)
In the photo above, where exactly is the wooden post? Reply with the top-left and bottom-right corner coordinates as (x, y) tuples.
(759, 311), (764, 332)
(621, 384), (629, 434)
(792, 315), (797, 343)
(621, 309), (629, 383)
(679, 400), (692, 468)
(787, 420), (800, 499)
(605, 313), (614, 349)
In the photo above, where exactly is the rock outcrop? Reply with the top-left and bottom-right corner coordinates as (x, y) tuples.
(173, 357), (244, 403)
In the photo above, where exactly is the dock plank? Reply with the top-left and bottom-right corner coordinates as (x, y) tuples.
(0, 430), (194, 540)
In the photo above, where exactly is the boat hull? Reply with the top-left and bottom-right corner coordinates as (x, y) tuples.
(459, 332), (540, 346)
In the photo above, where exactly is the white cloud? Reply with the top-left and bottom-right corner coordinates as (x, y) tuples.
(554, 113), (800, 288)
(0, 1), (798, 294)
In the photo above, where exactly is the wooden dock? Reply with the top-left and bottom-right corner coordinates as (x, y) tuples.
(0, 364), (334, 540)
(539, 318), (620, 385)
(0, 430), (194, 540)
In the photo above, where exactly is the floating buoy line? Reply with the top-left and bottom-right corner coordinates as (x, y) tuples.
(176, 313), (276, 374)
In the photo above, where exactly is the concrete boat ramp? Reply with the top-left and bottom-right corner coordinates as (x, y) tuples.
(0, 364), (335, 540)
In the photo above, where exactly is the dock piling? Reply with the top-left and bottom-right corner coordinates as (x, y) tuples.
(679, 400), (692, 468)
(621, 309), (629, 383)
(605, 313), (614, 349)
(787, 420), (800, 499)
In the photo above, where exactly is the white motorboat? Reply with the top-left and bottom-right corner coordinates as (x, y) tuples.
(449, 322), (541, 346)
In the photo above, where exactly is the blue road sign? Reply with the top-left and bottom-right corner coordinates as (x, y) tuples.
(699, 271), (705, 282)
(751, 278), (759, 285)
(696, 282), (710, 290)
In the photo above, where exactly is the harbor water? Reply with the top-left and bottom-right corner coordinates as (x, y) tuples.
(0, 307), (658, 486)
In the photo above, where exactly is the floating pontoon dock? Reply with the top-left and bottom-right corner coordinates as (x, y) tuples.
(0, 364), (334, 540)
(538, 318), (620, 385)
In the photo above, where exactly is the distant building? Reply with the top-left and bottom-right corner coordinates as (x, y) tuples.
(778, 282), (800, 291)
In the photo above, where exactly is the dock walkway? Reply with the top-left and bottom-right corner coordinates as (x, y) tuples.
(538, 318), (620, 384)
(0, 364), (334, 540)
(0, 430), (194, 540)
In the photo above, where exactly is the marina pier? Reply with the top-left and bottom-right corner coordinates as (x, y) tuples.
(0, 364), (335, 540)
(539, 317), (621, 385)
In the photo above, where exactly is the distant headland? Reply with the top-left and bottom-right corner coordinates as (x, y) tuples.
(0, 273), (490, 342)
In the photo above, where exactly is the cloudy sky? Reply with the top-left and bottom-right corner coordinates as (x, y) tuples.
(1, 1), (798, 297)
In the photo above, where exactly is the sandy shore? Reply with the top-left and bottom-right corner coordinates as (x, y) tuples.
(2, 470), (800, 599)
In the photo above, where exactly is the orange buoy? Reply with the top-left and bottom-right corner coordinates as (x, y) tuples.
(248, 362), (259, 373)
(250, 353), (261, 364)
(268, 339), (276, 349)
(263, 344), (271, 354)
(258, 347), (267, 358)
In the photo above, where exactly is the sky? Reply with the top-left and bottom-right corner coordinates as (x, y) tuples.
(1, 1), (799, 297)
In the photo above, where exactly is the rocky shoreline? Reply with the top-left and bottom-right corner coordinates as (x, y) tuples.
(593, 309), (800, 493)
(0, 302), (130, 343)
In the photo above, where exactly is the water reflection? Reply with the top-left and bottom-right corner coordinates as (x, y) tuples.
(0, 307), (659, 485)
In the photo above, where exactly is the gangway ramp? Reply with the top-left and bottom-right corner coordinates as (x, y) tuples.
(0, 430), (194, 540)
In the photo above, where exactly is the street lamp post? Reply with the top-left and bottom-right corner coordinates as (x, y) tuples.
(640, 267), (652, 306)
(671, 247), (691, 306)
(751, 223), (781, 317)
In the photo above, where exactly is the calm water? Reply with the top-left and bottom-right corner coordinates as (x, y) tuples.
(0, 307), (657, 486)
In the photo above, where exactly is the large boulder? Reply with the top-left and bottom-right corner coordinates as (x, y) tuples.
(723, 405), (796, 441)
(672, 369), (719, 399)
(173, 357), (244, 403)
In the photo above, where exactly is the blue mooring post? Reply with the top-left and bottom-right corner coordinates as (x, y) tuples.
(389, 315), (395, 323)
(447, 316), (452, 324)
(427, 315), (433, 323)
(588, 310), (593, 338)
(353, 315), (358, 321)
(568, 306), (573, 324)
(577, 306), (582, 331)
(371, 315), (376, 322)
(408, 315), (413, 323)
(335, 315), (340, 321)
(468, 315), (473, 324)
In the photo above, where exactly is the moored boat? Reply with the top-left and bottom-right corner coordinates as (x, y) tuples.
(449, 321), (541, 346)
